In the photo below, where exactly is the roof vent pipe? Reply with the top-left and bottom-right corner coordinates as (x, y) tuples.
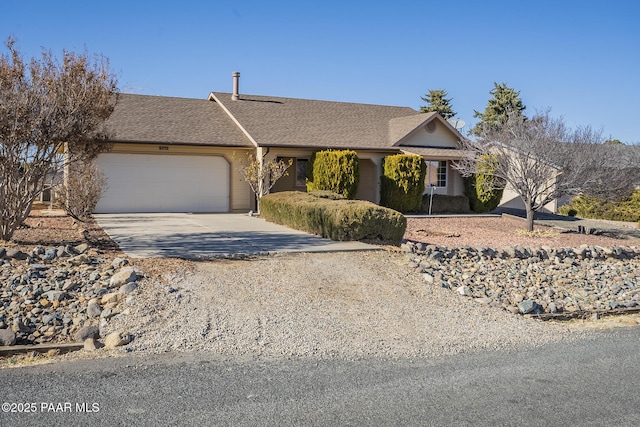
(232, 71), (240, 101)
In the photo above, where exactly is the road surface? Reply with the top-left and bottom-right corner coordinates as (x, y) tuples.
(1, 327), (639, 426)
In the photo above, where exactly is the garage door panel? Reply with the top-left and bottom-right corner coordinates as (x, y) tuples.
(95, 154), (229, 213)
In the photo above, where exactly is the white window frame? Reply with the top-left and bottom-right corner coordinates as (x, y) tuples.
(425, 160), (447, 188)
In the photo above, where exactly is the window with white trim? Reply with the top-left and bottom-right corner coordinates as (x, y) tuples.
(425, 160), (447, 188)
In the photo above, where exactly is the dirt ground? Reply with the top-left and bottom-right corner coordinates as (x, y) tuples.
(404, 215), (640, 249)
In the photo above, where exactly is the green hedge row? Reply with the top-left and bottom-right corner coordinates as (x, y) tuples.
(421, 194), (471, 214)
(380, 154), (426, 213)
(260, 191), (407, 246)
(306, 150), (359, 199)
(558, 190), (640, 223)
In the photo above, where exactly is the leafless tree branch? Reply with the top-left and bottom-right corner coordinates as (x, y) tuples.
(455, 111), (640, 231)
(0, 37), (118, 240)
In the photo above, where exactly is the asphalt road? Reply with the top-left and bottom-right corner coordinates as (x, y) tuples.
(1, 327), (639, 426)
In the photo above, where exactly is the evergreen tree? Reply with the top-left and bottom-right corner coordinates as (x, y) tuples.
(420, 89), (456, 120)
(469, 82), (526, 136)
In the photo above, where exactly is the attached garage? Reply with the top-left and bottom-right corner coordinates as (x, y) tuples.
(94, 153), (230, 213)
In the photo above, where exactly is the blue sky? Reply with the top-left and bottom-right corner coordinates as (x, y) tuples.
(2, 0), (639, 143)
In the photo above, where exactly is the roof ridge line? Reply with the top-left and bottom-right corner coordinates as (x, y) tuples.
(208, 92), (259, 148)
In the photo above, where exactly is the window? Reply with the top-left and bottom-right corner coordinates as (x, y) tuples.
(425, 161), (447, 188)
(295, 159), (309, 187)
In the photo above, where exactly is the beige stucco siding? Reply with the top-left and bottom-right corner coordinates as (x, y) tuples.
(105, 143), (253, 211)
(265, 148), (387, 204)
(499, 183), (558, 213)
(399, 121), (460, 148)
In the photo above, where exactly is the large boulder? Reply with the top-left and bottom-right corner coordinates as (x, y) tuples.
(110, 267), (137, 288)
(0, 329), (16, 346)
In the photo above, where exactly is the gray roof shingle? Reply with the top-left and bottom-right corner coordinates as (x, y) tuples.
(105, 93), (254, 147)
(210, 92), (418, 150)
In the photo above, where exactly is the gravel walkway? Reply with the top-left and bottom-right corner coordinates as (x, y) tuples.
(107, 250), (581, 361)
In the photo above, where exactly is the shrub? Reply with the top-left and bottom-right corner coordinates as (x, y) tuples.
(60, 160), (107, 221)
(463, 155), (504, 213)
(306, 150), (359, 199)
(260, 191), (407, 246)
(421, 194), (471, 214)
(558, 190), (640, 222)
(380, 154), (426, 213)
(307, 190), (347, 200)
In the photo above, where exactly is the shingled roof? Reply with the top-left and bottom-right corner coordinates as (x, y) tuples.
(209, 92), (418, 150)
(105, 93), (253, 147)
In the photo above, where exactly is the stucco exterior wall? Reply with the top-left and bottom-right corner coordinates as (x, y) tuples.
(399, 121), (460, 148)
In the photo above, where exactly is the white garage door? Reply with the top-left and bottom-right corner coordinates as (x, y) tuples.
(95, 154), (229, 213)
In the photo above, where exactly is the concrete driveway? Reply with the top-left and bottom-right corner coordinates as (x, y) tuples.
(95, 213), (376, 258)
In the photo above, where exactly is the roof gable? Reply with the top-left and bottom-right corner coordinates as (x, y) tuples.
(390, 113), (463, 148)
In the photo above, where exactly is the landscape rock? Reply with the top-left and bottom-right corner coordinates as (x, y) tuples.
(0, 329), (17, 346)
(74, 325), (100, 342)
(101, 292), (122, 305)
(110, 267), (137, 287)
(0, 243), (142, 344)
(7, 249), (28, 260)
(74, 243), (90, 254)
(119, 282), (138, 294)
(111, 257), (129, 269)
(406, 243), (640, 317)
(518, 299), (537, 314)
(68, 254), (91, 266)
(87, 302), (103, 318)
(43, 248), (58, 260)
(457, 286), (473, 297)
(83, 338), (100, 351)
(104, 331), (131, 349)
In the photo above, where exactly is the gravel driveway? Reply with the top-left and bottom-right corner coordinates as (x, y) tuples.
(108, 250), (580, 360)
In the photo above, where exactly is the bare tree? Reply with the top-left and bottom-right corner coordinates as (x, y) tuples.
(0, 38), (117, 241)
(456, 111), (640, 231)
(236, 152), (292, 212)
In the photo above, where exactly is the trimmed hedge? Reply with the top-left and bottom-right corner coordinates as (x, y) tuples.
(380, 154), (426, 213)
(463, 154), (504, 213)
(421, 194), (471, 214)
(558, 190), (640, 223)
(260, 191), (407, 246)
(306, 150), (359, 199)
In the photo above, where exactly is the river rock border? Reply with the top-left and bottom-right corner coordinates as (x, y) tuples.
(0, 245), (139, 348)
(402, 241), (640, 316)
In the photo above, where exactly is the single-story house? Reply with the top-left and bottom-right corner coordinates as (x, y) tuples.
(93, 72), (468, 213)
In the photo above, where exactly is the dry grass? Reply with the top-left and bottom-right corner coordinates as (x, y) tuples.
(514, 229), (560, 238)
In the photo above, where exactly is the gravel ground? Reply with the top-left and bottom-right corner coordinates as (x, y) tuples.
(6, 212), (639, 364)
(105, 250), (585, 361)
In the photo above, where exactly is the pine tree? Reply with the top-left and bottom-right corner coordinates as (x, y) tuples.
(420, 89), (456, 120)
(469, 83), (526, 136)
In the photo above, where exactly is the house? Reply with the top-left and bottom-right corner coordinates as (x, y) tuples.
(93, 72), (467, 213)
